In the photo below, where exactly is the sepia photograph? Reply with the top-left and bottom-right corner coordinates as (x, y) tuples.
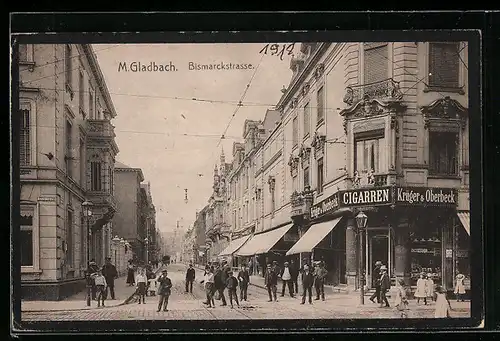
(12, 35), (477, 328)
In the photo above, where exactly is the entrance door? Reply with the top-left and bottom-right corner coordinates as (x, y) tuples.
(367, 230), (390, 288)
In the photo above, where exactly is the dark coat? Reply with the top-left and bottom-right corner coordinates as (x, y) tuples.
(226, 276), (238, 289)
(102, 263), (117, 281)
(264, 269), (278, 286)
(214, 269), (225, 289)
(289, 264), (299, 280)
(302, 271), (314, 288)
(380, 273), (391, 291)
(157, 275), (172, 295)
(372, 266), (381, 287)
(238, 270), (250, 285)
(186, 267), (196, 281)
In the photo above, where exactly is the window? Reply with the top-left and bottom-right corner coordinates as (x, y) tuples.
(429, 132), (458, 175)
(20, 107), (31, 166)
(317, 158), (324, 193)
(292, 174), (298, 192)
(79, 139), (86, 189)
(89, 87), (95, 119)
(292, 116), (298, 147)
(354, 129), (386, 173)
(316, 87), (325, 123)
(67, 210), (74, 267)
(90, 161), (102, 191)
(109, 166), (113, 194)
(79, 71), (85, 116)
(428, 42), (460, 89)
(20, 207), (34, 266)
(303, 102), (310, 137)
(364, 43), (388, 84)
(304, 166), (310, 189)
(65, 45), (72, 89)
(65, 120), (73, 178)
(19, 44), (33, 63)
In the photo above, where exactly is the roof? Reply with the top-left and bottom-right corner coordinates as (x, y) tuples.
(115, 161), (131, 169)
(114, 161), (145, 181)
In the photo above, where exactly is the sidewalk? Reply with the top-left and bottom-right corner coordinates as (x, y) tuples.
(22, 275), (134, 312)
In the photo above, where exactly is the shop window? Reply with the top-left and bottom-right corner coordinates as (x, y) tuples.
(20, 207), (34, 267)
(429, 132), (458, 176)
(317, 158), (324, 194)
(20, 107), (31, 166)
(363, 43), (388, 85)
(354, 129), (385, 173)
(428, 42), (460, 89)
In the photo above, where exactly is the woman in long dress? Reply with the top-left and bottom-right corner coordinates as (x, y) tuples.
(454, 273), (466, 302)
(434, 285), (452, 318)
(414, 273), (427, 305)
(126, 261), (135, 286)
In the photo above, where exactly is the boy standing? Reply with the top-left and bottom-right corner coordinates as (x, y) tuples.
(226, 271), (240, 308)
(93, 270), (107, 308)
(237, 264), (250, 301)
(157, 269), (172, 312)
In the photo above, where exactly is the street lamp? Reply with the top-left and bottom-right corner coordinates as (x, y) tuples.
(355, 211), (368, 305)
(82, 200), (93, 307)
(144, 237), (149, 265)
(112, 235), (120, 268)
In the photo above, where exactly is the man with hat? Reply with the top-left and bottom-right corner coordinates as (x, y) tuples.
(379, 265), (391, 307)
(157, 269), (172, 312)
(264, 263), (279, 302)
(313, 261), (328, 301)
(369, 260), (383, 304)
(185, 263), (196, 293)
(280, 261), (294, 297)
(102, 257), (118, 300)
(300, 264), (314, 305)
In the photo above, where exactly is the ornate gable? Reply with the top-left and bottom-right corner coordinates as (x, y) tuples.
(421, 96), (468, 130)
(311, 132), (326, 160)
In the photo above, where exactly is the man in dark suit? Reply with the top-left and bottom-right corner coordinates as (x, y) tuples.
(369, 260), (382, 304)
(102, 257), (118, 300)
(379, 265), (391, 307)
(213, 264), (227, 306)
(300, 264), (314, 305)
(264, 263), (278, 302)
(185, 263), (196, 293)
(289, 259), (299, 293)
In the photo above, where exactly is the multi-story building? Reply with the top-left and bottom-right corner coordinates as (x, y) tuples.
(140, 182), (157, 264)
(192, 207), (208, 265)
(18, 44), (119, 300)
(113, 162), (148, 263)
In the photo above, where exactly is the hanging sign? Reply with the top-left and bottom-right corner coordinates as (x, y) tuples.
(310, 193), (340, 220)
(396, 187), (457, 206)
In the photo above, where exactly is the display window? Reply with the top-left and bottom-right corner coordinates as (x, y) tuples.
(409, 230), (443, 286)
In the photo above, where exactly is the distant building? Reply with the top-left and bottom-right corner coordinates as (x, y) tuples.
(18, 44), (119, 300)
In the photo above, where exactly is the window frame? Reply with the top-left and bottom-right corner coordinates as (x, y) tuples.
(353, 129), (385, 174)
(316, 86), (325, 126)
(90, 161), (102, 191)
(65, 119), (73, 178)
(66, 208), (74, 268)
(20, 203), (40, 273)
(78, 70), (86, 118)
(317, 157), (324, 194)
(428, 131), (459, 177)
(423, 42), (466, 94)
(292, 115), (299, 148)
(303, 166), (310, 189)
(19, 44), (35, 64)
(303, 101), (311, 139)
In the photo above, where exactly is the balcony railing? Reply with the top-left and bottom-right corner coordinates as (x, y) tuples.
(86, 190), (117, 209)
(86, 119), (115, 138)
(352, 171), (390, 188)
(343, 78), (404, 106)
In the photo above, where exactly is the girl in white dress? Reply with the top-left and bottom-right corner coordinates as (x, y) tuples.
(454, 273), (466, 302)
(394, 279), (410, 318)
(425, 274), (435, 303)
(414, 273), (427, 305)
(434, 285), (452, 318)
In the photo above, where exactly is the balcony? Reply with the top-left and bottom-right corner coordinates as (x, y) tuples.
(290, 189), (314, 219)
(86, 190), (116, 232)
(351, 171), (396, 188)
(343, 78), (404, 106)
(86, 119), (116, 139)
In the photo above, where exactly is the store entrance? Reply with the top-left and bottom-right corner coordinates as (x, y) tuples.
(366, 228), (393, 289)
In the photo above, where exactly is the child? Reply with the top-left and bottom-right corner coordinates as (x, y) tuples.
(425, 273), (435, 303)
(135, 268), (147, 304)
(394, 279), (409, 318)
(454, 273), (466, 302)
(434, 285), (453, 318)
(414, 273), (427, 305)
(93, 270), (107, 308)
(148, 273), (158, 296)
(226, 271), (240, 308)
(201, 266), (216, 308)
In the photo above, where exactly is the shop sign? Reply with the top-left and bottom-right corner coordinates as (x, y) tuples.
(411, 248), (435, 254)
(310, 193), (340, 220)
(396, 187), (457, 206)
(340, 187), (392, 207)
(445, 249), (453, 258)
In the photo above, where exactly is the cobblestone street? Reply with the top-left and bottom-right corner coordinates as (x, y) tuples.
(22, 264), (471, 321)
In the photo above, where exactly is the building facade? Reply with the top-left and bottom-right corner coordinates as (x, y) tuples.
(18, 44), (119, 300)
(112, 162), (148, 263)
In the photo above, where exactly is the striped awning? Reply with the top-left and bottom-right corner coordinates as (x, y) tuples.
(236, 223), (294, 256)
(457, 211), (470, 236)
(218, 235), (251, 257)
(286, 216), (343, 256)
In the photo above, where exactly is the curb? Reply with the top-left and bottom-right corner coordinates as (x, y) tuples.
(23, 300), (128, 313)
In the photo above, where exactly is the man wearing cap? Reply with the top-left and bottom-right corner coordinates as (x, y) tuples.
(300, 264), (314, 305)
(280, 261), (294, 297)
(314, 261), (328, 301)
(102, 257), (118, 300)
(369, 260), (383, 304)
(157, 269), (172, 312)
(185, 263), (196, 293)
(379, 265), (391, 307)
(264, 263), (278, 302)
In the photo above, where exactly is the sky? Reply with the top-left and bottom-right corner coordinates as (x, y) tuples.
(93, 43), (294, 235)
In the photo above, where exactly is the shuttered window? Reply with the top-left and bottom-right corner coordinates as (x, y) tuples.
(428, 42), (460, 88)
(292, 116), (298, 147)
(363, 43), (388, 84)
(20, 108), (31, 166)
(303, 102), (310, 136)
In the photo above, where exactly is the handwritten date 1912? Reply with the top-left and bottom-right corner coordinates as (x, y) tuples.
(259, 43), (295, 60)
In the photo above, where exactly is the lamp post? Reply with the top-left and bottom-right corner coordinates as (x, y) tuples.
(144, 237), (149, 265)
(112, 235), (121, 268)
(82, 200), (93, 307)
(355, 211), (368, 305)
(119, 238), (125, 276)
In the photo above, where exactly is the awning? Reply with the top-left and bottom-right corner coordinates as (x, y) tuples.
(457, 211), (470, 236)
(286, 216), (343, 256)
(236, 223), (294, 256)
(217, 235), (251, 257)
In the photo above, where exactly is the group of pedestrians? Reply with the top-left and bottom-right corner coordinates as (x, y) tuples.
(86, 257), (118, 307)
(199, 260), (251, 309)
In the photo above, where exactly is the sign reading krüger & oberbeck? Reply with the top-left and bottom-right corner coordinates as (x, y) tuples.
(310, 186), (457, 219)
